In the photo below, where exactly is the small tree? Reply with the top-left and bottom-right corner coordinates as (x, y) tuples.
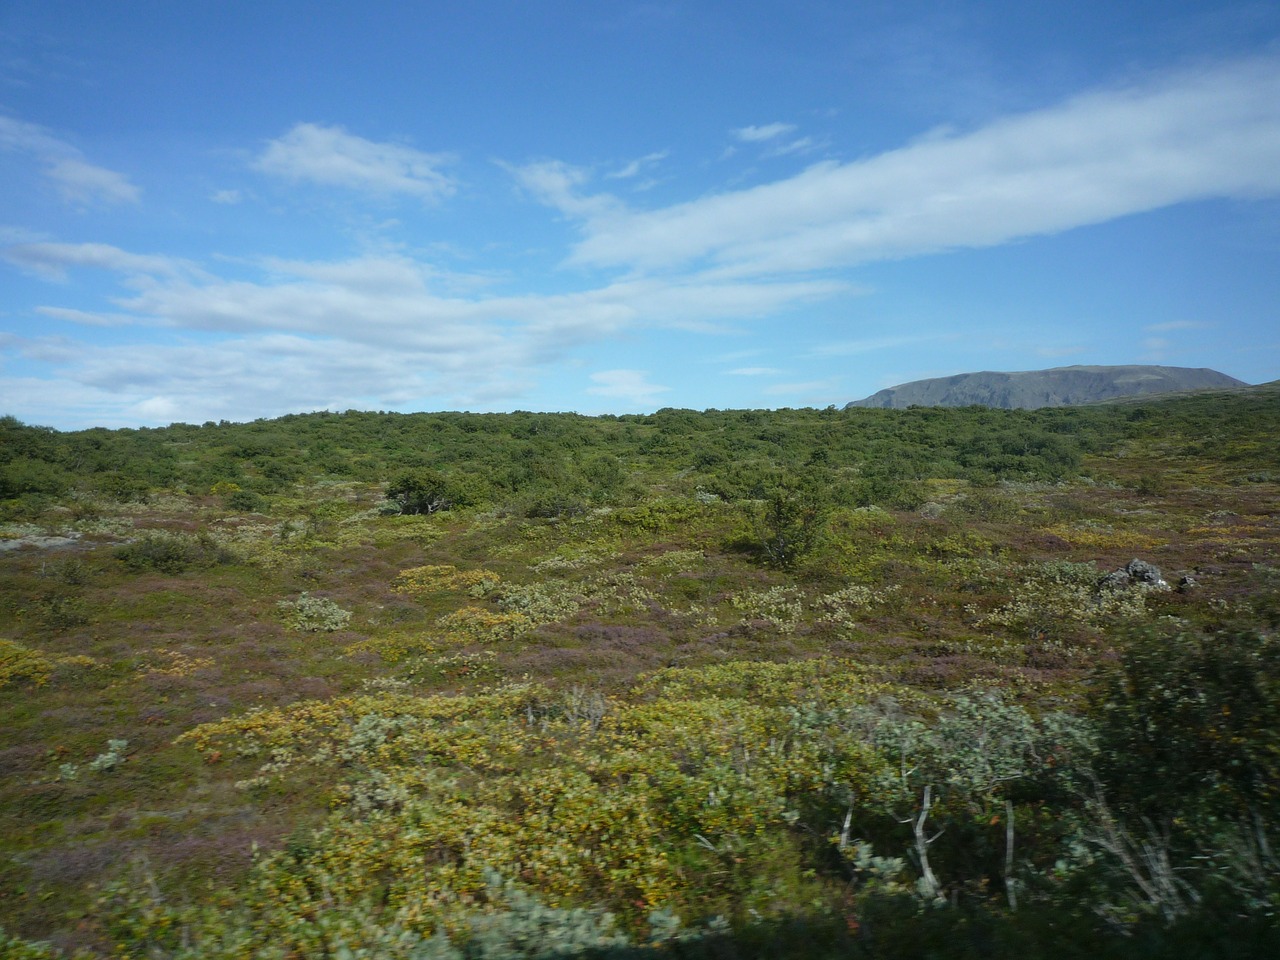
(849, 694), (1092, 907)
(386, 469), (455, 515)
(757, 473), (830, 569)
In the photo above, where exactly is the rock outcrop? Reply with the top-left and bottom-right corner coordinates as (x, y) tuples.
(1098, 558), (1169, 592)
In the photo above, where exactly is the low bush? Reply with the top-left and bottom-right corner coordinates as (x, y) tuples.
(114, 530), (235, 574)
(278, 593), (353, 632)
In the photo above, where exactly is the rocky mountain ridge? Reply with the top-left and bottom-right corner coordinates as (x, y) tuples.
(846, 364), (1247, 410)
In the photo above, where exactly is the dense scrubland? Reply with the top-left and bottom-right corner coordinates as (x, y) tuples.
(1, 388), (1278, 958)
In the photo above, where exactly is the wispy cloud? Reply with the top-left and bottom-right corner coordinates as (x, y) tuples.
(9, 54), (1278, 429)
(1141, 336), (1173, 361)
(0, 333), (521, 428)
(765, 136), (817, 157)
(586, 369), (670, 406)
(252, 123), (456, 201)
(36, 306), (142, 328)
(733, 123), (796, 142)
(2, 242), (197, 283)
(1140, 320), (1211, 361)
(3, 244), (839, 423)
(608, 151), (668, 180)
(508, 159), (622, 220)
(45, 158), (140, 206)
(556, 58), (1280, 276)
(0, 116), (140, 206)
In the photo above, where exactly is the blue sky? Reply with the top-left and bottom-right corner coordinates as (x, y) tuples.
(2, 1), (1279, 430)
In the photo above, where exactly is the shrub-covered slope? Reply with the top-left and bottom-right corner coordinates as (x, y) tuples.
(1, 389), (1278, 958)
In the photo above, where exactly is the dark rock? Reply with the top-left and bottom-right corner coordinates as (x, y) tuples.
(1123, 558), (1165, 586)
(1098, 558), (1168, 592)
(1098, 569), (1133, 591)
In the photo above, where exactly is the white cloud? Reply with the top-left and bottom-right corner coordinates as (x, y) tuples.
(1, 331), (530, 426)
(601, 274), (848, 329)
(253, 123), (456, 202)
(16, 55), (1278, 429)
(586, 369), (670, 406)
(4, 243), (844, 426)
(0, 115), (140, 207)
(11, 243), (838, 346)
(0, 116), (64, 155)
(259, 254), (431, 294)
(608, 151), (668, 179)
(0, 225), (44, 245)
(45, 158), (140, 206)
(733, 123), (796, 142)
(561, 57), (1280, 276)
(0, 375), (149, 430)
(36, 306), (138, 328)
(766, 136), (817, 157)
(2, 242), (197, 282)
(210, 189), (242, 205)
(508, 159), (622, 220)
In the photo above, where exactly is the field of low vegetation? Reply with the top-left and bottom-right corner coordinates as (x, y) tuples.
(1, 388), (1278, 958)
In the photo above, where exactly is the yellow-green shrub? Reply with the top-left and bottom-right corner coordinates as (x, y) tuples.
(392, 564), (501, 598)
(0, 639), (97, 688)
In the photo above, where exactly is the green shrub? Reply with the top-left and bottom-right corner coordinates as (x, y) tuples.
(279, 593), (353, 632)
(37, 592), (89, 630)
(114, 530), (235, 574)
(225, 488), (266, 512)
(1094, 625), (1280, 825)
(386, 469), (463, 515)
(0, 459), (71, 500)
(518, 490), (589, 520)
(462, 869), (629, 957)
(755, 475), (830, 569)
(86, 738), (129, 773)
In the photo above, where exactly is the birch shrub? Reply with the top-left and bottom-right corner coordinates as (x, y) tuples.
(114, 529), (236, 573)
(393, 565), (501, 599)
(976, 560), (1152, 638)
(278, 593), (353, 632)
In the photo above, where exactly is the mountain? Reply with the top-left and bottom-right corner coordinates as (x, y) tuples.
(845, 364), (1248, 410)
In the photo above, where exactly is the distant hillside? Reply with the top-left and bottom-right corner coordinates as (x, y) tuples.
(846, 364), (1247, 410)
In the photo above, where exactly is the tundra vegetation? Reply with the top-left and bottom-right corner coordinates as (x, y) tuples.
(0, 388), (1278, 958)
